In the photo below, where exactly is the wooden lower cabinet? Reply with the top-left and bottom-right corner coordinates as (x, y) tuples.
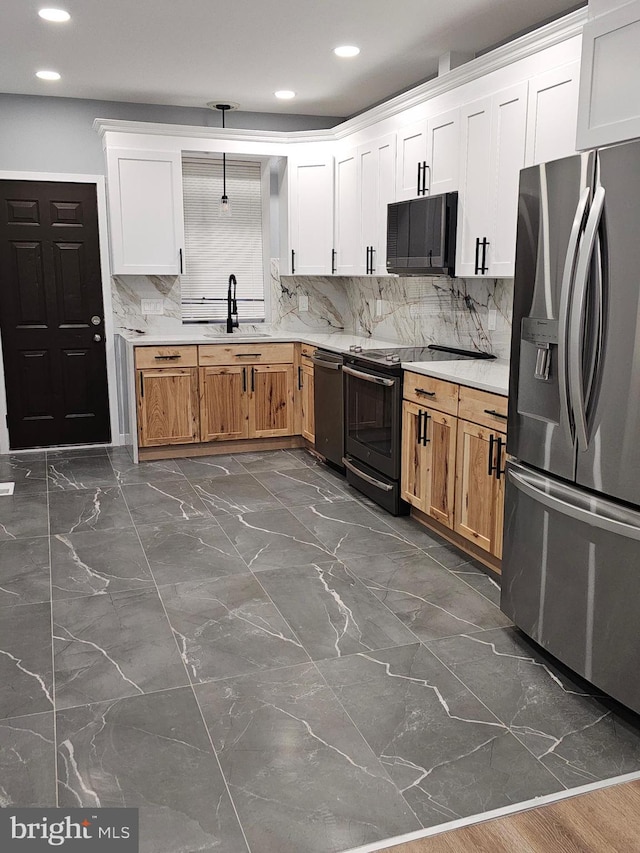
(199, 366), (249, 441)
(137, 367), (199, 447)
(300, 359), (315, 443)
(250, 364), (295, 438)
(401, 401), (457, 528)
(454, 419), (506, 556)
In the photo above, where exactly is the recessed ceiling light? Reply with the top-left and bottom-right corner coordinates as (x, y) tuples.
(38, 8), (71, 22)
(334, 45), (360, 58)
(36, 70), (61, 81)
(275, 90), (296, 100)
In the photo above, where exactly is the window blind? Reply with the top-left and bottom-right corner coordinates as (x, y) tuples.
(181, 157), (265, 322)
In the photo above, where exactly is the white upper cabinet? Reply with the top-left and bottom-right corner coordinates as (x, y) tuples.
(288, 153), (334, 275)
(106, 148), (185, 276)
(395, 109), (460, 201)
(577, 0), (640, 150)
(456, 83), (528, 278)
(334, 148), (359, 275)
(359, 134), (397, 274)
(525, 61), (580, 166)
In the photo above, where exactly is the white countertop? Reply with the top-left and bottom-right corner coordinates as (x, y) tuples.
(117, 329), (510, 395)
(402, 358), (510, 396)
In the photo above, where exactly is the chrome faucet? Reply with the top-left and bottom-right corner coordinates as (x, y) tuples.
(226, 274), (239, 333)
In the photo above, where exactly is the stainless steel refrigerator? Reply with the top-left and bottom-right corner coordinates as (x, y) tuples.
(501, 138), (640, 715)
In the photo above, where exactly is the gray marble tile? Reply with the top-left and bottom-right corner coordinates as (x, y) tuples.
(451, 564), (502, 607)
(318, 644), (563, 827)
(191, 473), (283, 516)
(0, 537), (51, 605)
(428, 627), (640, 788)
(0, 454), (48, 495)
(0, 493), (49, 540)
(160, 574), (309, 682)
(177, 454), (246, 480)
(217, 507), (332, 571)
(0, 602), (53, 719)
(355, 498), (446, 550)
(53, 588), (188, 709)
(48, 456), (118, 490)
(234, 449), (308, 473)
(259, 562), (416, 661)
(283, 448), (325, 469)
(0, 712), (56, 807)
(109, 448), (186, 485)
(196, 663), (420, 853)
(122, 481), (209, 524)
(255, 466), (351, 507)
(49, 487), (132, 535)
(51, 529), (154, 600)
(342, 550), (511, 642)
(46, 446), (109, 460)
(291, 501), (416, 560)
(57, 688), (248, 853)
(136, 518), (247, 585)
(428, 542), (480, 571)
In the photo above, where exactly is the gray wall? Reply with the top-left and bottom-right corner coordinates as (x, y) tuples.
(0, 93), (344, 175)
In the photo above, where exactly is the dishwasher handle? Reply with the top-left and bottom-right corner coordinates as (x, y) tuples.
(312, 355), (342, 370)
(343, 364), (395, 387)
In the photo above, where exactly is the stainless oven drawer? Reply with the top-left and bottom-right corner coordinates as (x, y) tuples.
(343, 455), (408, 516)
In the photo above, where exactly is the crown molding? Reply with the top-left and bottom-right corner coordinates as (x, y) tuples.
(94, 7), (587, 146)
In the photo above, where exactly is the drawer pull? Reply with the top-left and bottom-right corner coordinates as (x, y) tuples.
(235, 352), (261, 357)
(415, 388), (436, 397)
(154, 354), (180, 360)
(484, 408), (508, 420)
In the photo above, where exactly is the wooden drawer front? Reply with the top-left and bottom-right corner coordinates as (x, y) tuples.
(403, 372), (459, 415)
(458, 385), (508, 430)
(135, 345), (198, 369)
(198, 343), (295, 366)
(300, 354), (314, 369)
(300, 343), (316, 358)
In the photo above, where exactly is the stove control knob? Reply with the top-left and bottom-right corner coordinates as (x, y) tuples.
(352, 345), (362, 353)
(390, 354), (401, 363)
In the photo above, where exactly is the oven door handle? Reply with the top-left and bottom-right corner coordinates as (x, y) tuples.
(342, 457), (393, 492)
(343, 365), (395, 387)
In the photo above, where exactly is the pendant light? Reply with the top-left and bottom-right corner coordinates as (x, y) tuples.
(216, 104), (232, 216)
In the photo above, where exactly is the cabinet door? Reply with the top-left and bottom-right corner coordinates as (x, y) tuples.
(454, 420), (505, 554)
(288, 155), (334, 275)
(401, 401), (457, 528)
(137, 368), (198, 447)
(250, 364), (295, 438)
(334, 148), (360, 275)
(526, 62), (580, 166)
(427, 108), (460, 196)
(301, 361), (315, 443)
(395, 120), (428, 201)
(359, 134), (397, 274)
(456, 98), (493, 277)
(199, 366), (249, 442)
(488, 82), (528, 277)
(106, 148), (185, 275)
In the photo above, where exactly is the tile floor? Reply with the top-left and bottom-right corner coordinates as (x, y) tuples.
(2, 446), (640, 852)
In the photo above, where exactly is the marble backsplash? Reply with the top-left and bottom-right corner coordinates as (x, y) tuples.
(111, 262), (513, 358)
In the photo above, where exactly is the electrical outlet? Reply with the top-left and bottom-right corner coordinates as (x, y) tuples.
(488, 308), (498, 330)
(298, 293), (309, 312)
(376, 299), (384, 317)
(141, 299), (164, 315)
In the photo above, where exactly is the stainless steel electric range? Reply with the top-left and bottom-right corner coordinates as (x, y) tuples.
(343, 344), (495, 515)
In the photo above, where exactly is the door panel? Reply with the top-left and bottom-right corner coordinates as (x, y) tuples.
(401, 401), (427, 511)
(427, 410), (457, 529)
(576, 139), (640, 505)
(200, 366), (249, 442)
(250, 364), (294, 438)
(0, 180), (110, 448)
(137, 368), (199, 447)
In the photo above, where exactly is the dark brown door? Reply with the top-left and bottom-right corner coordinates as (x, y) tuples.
(0, 180), (110, 449)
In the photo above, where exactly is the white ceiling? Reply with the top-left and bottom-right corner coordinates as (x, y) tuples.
(2, 0), (583, 118)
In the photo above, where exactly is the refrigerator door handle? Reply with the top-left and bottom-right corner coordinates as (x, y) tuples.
(558, 186), (590, 444)
(569, 185), (606, 453)
(508, 465), (640, 541)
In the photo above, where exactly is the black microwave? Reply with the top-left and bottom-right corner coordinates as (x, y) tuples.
(386, 191), (458, 276)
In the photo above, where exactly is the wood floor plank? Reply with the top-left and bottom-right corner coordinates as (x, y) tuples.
(381, 780), (640, 852)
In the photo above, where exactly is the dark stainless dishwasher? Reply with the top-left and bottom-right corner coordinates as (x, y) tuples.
(312, 349), (344, 469)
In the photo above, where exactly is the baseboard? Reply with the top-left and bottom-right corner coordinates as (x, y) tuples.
(138, 435), (305, 461)
(410, 507), (502, 578)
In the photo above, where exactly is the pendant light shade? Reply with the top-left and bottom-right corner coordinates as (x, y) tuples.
(216, 104), (232, 217)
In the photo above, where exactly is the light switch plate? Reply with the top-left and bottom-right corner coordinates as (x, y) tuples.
(376, 299), (384, 317)
(298, 293), (309, 312)
(488, 308), (498, 330)
(141, 299), (164, 315)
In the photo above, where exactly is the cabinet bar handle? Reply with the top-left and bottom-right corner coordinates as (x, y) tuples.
(298, 365), (303, 390)
(423, 163), (430, 195)
(139, 373), (144, 398)
(422, 411), (430, 445)
(475, 237), (481, 275)
(154, 354), (180, 360)
(480, 238), (489, 275)
(417, 410), (423, 445)
(370, 246), (376, 274)
(242, 366), (247, 393)
(291, 249), (296, 274)
(488, 433), (496, 476)
(415, 388), (435, 397)
(495, 435), (505, 480)
(484, 408), (508, 420)
(235, 352), (261, 357)
(417, 162), (423, 196)
(365, 246), (370, 274)
(179, 248), (183, 274)
(251, 366), (255, 392)
(331, 248), (337, 275)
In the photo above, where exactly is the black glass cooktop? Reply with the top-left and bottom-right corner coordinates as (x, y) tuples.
(346, 343), (495, 366)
